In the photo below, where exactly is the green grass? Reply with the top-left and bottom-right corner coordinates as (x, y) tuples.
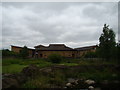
(3, 64), (27, 73)
(2, 58), (119, 74)
(2, 58), (22, 66)
(59, 63), (78, 66)
(2, 58), (53, 73)
(59, 58), (118, 66)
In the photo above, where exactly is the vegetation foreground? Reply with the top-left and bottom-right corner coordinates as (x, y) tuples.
(2, 58), (120, 89)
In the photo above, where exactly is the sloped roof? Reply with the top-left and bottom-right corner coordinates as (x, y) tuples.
(11, 45), (35, 50)
(34, 45), (46, 48)
(35, 44), (74, 51)
(74, 45), (97, 51)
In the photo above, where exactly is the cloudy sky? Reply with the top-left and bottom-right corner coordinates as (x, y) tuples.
(2, 2), (118, 49)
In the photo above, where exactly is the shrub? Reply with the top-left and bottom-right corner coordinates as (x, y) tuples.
(2, 49), (19, 58)
(48, 54), (62, 63)
(84, 52), (97, 58)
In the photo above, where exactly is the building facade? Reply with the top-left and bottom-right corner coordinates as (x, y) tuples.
(11, 44), (97, 58)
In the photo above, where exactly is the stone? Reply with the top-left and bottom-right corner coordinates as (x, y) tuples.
(39, 68), (52, 73)
(101, 80), (109, 85)
(66, 83), (72, 87)
(64, 86), (67, 88)
(74, 79), (79, 85)
(85, 79), (95, 85)
(112, 74), (117, 77)
(2, 73), (28, 88)
(21, 64), (39, 77)
(88, 86), (94, 89)
(15, 73), (27, 84)
(2, 77), (19, 88)
(67, 78), (76, 83)
(113, 80), (119, 84)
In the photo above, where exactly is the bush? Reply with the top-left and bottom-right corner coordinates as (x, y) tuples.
(84, 52), (97, 58)
(48, 54), (62, 63)
(2, 49), (19, 58)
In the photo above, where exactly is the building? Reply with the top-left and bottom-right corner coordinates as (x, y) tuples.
(11, 44), (97, 58)
(11, 45), (35, 57)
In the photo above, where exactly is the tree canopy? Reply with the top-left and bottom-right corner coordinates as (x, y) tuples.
(97, 24), (116, 60)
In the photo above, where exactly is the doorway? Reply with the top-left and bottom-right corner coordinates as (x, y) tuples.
(40, 54), (43, 58)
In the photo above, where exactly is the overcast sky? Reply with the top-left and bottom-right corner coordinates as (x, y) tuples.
(2, 2), (118, 49)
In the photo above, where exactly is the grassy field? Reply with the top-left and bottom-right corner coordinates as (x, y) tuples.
(2, 58), (52, 73)
(2, 57), (118, 73)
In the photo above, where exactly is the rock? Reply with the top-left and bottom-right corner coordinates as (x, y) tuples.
(15, 73), (27, 84)
(113, 80), (119, 84)
(2, 73), (28, 88)
(21, 64), (39, 77)
(64, 86), (67, 88)
(74, 79), (79, 85)
(85, 79), (95, 85)
(66, 83), (72, 87)
(67, 78), (80, 87)
(88, 86), (94, 89)
(112, 74), (117, 77)
(101, 80), (109, 85)
(75, 79), (88, 88)
(39, 67), (53, 76)
(2, 74), (16, 79)
(67, 78), (76, 83)
(2, 77), (19, 88)
(39, 68), (52, 73)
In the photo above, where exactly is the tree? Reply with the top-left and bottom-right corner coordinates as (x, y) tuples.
(19, 46), (29, 59)
(97, 24), (116, 60)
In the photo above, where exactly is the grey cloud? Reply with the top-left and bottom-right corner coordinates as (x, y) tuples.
(2, 2), (118, 49)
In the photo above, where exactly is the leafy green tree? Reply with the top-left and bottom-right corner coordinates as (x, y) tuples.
(97, 24), (116, 60)
(20, 46), (29, 59)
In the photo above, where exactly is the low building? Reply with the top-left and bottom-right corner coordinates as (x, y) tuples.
(11, 45), (35, 57)
(11, 44), (97, 58)
(75, 45), (97, 58)
(34, 44), (77, 58)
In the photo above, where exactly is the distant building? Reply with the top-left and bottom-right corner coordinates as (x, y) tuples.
(11, 44), (97, 58)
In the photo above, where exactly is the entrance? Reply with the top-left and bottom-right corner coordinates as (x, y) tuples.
(40, 54), (43, 58)
(72, 54), (75, 58)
